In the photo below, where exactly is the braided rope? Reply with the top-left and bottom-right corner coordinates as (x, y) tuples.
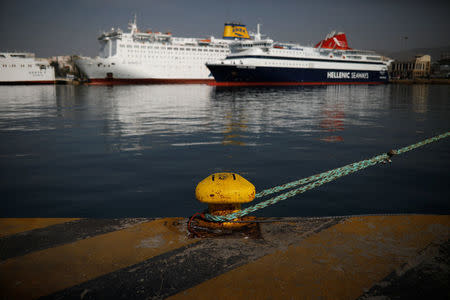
(204, 132), (449, 222)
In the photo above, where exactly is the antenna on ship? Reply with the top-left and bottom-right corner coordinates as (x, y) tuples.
(255, 24), (261, 41)
(129, 13), (138, 33)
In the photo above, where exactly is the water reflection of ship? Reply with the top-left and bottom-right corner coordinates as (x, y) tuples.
(222, 114), (247, 146)
(412, 84), (429, 114)
(319, 108), (345, 142)
(0, 86), (56, 131)
(48, 84), (395, 151)
(390, 84), (429, 114)
(319, 86), (347, 142)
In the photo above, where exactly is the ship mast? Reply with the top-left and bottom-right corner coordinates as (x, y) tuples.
(129, 14), (138, 34)
(255, 24), (262, 41)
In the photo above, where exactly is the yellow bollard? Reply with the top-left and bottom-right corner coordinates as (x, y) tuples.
(195, 172), (255, 228)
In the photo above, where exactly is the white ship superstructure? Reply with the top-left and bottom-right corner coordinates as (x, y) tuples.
(75, 17), (251, 84)
(207, 27), (393, 86)
(0, 52), (55, 84)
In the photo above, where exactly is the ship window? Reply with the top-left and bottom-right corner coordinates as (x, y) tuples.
(174, 48), (178, 50)
(168, 47), (172, 50)
(192, 48), (196, 51)
(40, 65), (46, 70)
(127, 45), (132, 48)
(186, 48), (190, 51)
(134, 45), (139, 48)
(180, 48), (184, 50)
(215, 50), (219, 52)
(0, 55), (5, 58)
(12, 64), (16, 67)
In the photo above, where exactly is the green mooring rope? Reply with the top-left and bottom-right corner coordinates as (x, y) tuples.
(203, 132), (450, 222)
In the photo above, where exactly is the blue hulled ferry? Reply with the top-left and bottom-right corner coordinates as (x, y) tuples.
(206, 26), (392, 86)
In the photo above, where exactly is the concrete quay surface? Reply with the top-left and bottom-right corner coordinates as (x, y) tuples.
(0, 215), (449, 299)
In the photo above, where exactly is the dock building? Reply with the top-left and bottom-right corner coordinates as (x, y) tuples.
(389, 54), (431, 79)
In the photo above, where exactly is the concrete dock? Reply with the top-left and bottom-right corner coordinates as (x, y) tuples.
(1, 215), (449, 299)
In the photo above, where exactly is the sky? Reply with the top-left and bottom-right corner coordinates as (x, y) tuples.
(1, 0), (449, 58)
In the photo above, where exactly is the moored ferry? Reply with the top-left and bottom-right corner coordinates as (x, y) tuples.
(75, 17), (252, 85)
(0, 52), (55, 84)
(206, 26), (392, 86)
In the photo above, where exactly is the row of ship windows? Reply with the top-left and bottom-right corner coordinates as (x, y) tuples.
(0, 54), (27, 58)
(231, 60), (375, 66)
(118, 44), (229, 53)
(272, 50), (304, 56)
(122, 40), (228, 48)
(124, 56), (217, 60)
(232, 61), (310, 67)
(97, 63), (206, 68)
(227, 49), (381, 61)
(0, 64), (46, 68)
(122, 51), (223, 57)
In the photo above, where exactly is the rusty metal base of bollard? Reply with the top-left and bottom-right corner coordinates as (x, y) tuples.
(187, 215), (261, 239)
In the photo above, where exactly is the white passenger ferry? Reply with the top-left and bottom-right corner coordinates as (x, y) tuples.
(75, 17), (252, 84)
(206, 26), (392, 86)
(0, 52), (55, 84)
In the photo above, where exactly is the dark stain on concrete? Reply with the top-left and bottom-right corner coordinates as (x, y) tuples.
(358, 239), (450, 300)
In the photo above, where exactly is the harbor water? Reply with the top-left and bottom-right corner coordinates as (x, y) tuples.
(0, 84), (449, 217)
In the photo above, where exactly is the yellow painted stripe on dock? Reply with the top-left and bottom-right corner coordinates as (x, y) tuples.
(171, 215), (450, 300)
(0, 218), (80, 238)
(0, 218), (194, 300)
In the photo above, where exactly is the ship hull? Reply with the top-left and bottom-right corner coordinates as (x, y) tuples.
(87, 78), (214, 85)
(0, 80), (55, 85)
(206, 65), (388, 86)
(75, 57), (218, 85)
